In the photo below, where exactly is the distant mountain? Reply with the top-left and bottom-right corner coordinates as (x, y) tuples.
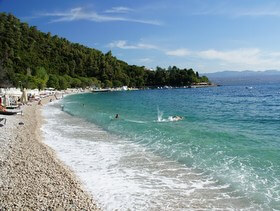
(202, 70), (280, 85)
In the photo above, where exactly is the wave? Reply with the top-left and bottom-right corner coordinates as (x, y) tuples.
(156, 106), (184, 123)
(156, 116), (184, 123)
(41, 101), (257, 210)
(124, 119), (147, 124)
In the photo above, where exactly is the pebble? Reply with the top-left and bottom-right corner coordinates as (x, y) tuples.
(0, 98), (100, 210)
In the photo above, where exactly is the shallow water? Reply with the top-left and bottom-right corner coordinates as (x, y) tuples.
(42, 85), (280, 210)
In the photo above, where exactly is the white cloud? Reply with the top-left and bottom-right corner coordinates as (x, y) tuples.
(269, 52), (280, 57)
(207, 48), (280, 70)
(166, 48), (191, 56)
(108, 40), (159, 50)
(233, 5), (280, 17)
(108, 38), (280, 71)
(164, 47), (280, 70)
(193, 2), (280, 18)
(105, 7), (133, 14)
(197, 48), (262, 65)
(138, 58), (153, 63)
(41, 7), (162, 25)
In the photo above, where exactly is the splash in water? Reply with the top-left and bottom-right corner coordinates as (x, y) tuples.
(157, 107), (183, 122)
(157, 106), (164, 122)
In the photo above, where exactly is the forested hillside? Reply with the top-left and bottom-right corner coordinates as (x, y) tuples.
(0, 13), (209, 89)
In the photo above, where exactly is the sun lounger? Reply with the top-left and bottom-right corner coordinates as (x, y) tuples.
(0, 110), (18, 115)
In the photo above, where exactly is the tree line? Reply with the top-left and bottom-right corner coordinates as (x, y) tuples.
(0, 13), (209, 90)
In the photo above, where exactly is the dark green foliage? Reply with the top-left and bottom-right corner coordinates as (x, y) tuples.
(0, 59), (12, 87)
(145, 66), (209, 87)
(0, 13), (209, 90)
(58, 76), (69, 90)
(47, 74), (59, 89)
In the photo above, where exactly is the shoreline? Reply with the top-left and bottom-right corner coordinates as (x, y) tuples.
(0, 95), (99, 210)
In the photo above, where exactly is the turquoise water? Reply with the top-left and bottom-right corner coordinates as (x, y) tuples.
(48, 85), (280, 209)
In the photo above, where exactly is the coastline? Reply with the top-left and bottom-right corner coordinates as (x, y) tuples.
(0, 96), (99, 210)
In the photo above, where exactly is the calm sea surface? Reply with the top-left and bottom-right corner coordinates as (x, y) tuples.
(42, 85), (280, 210)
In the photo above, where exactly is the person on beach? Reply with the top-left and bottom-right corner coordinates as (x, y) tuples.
(38, 100), (42, 105)
(0, 105), (6, 112)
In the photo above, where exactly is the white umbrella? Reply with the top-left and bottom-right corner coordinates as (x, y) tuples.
(3, 95), (10, 107)
(21, 88), (28, 104)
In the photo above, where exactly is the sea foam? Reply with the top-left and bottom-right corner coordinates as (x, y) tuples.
(41, 101), (262, 210)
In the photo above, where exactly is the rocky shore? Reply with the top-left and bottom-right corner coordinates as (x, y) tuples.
(0, 97), (99, 210)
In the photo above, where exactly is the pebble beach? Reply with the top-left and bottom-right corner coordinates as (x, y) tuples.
(0, 96), (99, 210)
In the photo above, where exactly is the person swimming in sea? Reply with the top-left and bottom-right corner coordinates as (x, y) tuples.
(171, 116), (183, 121)
(115, 114), (119, 119)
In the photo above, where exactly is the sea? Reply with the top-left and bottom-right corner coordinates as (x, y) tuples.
(41, 84), (280, 210)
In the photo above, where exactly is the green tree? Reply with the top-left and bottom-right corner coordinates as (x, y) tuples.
(104, 80), (113, 88)
(113, 80), (122, 87)
(0, 12), (210, 89)
(47, 74), (59, 89)
(71, 78), (81, 88)
(58, 76), (69, 90)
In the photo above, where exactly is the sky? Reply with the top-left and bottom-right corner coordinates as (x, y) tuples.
(1, 0), (280, 73)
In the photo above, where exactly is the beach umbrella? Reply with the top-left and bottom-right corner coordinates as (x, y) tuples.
(21, 88), (28, 104)
(3, 95), (10, 107)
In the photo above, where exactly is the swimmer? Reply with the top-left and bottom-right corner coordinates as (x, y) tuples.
(172, 116), (183, 121)
(115, 114), (119, 119)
